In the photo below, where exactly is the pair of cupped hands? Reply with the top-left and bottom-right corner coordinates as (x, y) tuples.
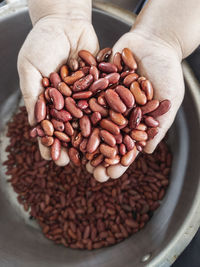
(17, 13), (184, 182)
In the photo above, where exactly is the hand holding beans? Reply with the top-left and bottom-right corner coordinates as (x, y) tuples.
(31, 47), (171, 182)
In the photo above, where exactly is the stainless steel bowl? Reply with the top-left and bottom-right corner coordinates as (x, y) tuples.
(0, 2), (200, 267)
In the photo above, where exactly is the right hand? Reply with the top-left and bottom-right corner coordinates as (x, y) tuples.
(18, 15), (99, 166)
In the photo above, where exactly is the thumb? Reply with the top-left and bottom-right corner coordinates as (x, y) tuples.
(17, 56), (43, 125)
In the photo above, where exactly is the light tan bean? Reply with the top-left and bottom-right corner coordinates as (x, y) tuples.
(41, 120), (54, 136)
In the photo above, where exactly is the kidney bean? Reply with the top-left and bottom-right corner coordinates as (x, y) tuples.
(65, 97), (83, 118)
(137, 141), (146, 147)
(123, 73), (139, 87)
(123, 135), (135, 151)
(87, 128), (100, 153)
(84, 108), (92, 115)
(121, 147), (137, 166)
(100, 144), (117, 159)
(91, 154), (104, 167)
(35, 93), (46, 123)
(86, 148), (100, 161)
(68, 147), (81, 166)
(72, 74), (93, 92)
(104, 73), (120, 84)
(109, 110), (127, 126)
(89, 98), (108, 117)
(64, 70), (84, 85)
(54, 131), (70, 142)
(79, 60), (86, 68)
(90, 112), (101, 125)
(100, 119), (120, 135)
(141, 80), (153, 100)
(104, 155), (120, 165)
(36, 125), (45, 137)
(115, 85), (135, 108)
(41, 136), (54, 147)
(97, 93), (107, 107)
(113, 133), (122, 144)
(51, 119), (64, 132)
(138, 76), (146, 83)
(42, 77), (50, 88)
(71, 132), (82, 148)
(57, 82), (72, 97)
(144, 116), (159, 127)
(113, 52), (123, 72)
(130, 82), (147, 105)
(105, 89), (126, 113)
(79, 115), (91, 137)
(98, 62), (117, 73)
(50, 72), (61, 88)
(73, 91), (92, 99)
(90, 66), (99, 81)
(149, 100), (171, 117)
(51, 138), (61, 161)
(41, 120), (54, 136)
(89, 78), (109, 93)
(77, 100), (88, 110)
(122, 48), (137, 70)
(129, 107), (142, 129)
(131, 130), (148, 142)
(141, 100), (159, 114)
(147, 127), (159, 140)
(50, 109), (72, 122)
(79, 138), (88, 153)
(44, 87), (51, 102)
(100, 130), (116, 147)
(49, 88), (64, 110)
(64, 121), (74, 136)
(96, 47), (112, 62)
(30, 127), (37, 138)
(135, 123), (147, 131)
(81, 66), (90, 75)
(68, 58), (79, 71)
(60, 65), (69, 81)
(119, 143), (126, 155)
(78, 50), (97, 66)
(120, 69), (135, 79)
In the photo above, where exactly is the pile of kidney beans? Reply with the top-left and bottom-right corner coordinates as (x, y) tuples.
(30, 47), (171, 170)
(4, 107), (171, 250)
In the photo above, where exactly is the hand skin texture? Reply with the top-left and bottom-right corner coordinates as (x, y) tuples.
(18, 0), (200, 182)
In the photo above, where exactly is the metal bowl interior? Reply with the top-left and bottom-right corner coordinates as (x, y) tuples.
(0, 6), (200, 267)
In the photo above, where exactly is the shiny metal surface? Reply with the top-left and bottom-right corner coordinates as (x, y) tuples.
(0, 2), (200, 267)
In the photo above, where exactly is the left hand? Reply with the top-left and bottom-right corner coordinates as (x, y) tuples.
(92, 30), (184, 182)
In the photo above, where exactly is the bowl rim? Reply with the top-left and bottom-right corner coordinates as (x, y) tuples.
(0, 1), (200, 266)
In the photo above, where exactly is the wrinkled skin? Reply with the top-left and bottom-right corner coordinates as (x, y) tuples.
(18, 20), (184, 182)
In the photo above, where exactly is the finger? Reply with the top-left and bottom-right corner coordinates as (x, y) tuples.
(18, 58), (43, 125)
(54, 147), (70, 166)
(93, 165), (109, 183)
(107, 163), (128, 179)
(38, 138), (51, 160)
(86, 161), (95, 174)
(67, 23), (99, 59)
